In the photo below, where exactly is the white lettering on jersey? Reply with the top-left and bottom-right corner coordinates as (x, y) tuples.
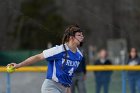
(68, 68), (74, 76)
(62, 58), (80, 67)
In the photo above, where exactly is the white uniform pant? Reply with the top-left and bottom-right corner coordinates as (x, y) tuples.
(41, 79), (68, 93)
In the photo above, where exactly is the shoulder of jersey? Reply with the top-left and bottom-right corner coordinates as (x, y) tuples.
(55, 45), (83, 57)
(55, 44), (69, 53)
(77, 48), (83, 57)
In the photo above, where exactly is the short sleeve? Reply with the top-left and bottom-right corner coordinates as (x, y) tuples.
(43, 45), (64, 61)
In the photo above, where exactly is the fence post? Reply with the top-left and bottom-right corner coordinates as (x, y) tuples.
(120, 49), (126, 93)
(6, 73), (11, 93)
(122, 71), (126, 93)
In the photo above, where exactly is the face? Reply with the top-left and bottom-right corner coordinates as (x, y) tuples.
(130, 48), (137, 58)
(99, 50), (107, 59)
(74, 32), (84, 45)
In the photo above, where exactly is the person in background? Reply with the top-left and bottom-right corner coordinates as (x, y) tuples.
(126, 48), (140, 93)
(94, 49), (113, 93)
(71, 56), (87, 93)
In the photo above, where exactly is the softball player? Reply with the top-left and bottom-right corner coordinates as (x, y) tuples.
(7, 24), (84, 93)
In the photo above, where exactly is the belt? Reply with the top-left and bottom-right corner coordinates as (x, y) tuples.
(48, 78), (71, 88)
(61, 83), (71, 87)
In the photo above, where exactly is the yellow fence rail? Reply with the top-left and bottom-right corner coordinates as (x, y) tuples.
(1, 65), (140, 72)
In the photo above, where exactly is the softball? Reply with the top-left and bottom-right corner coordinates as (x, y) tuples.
(7, 65), (15, 73)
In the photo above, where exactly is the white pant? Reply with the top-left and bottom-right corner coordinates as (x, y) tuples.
(41, 79), (68, 93)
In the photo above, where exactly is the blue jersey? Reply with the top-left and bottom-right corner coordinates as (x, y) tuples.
(43, 44), (83, 87)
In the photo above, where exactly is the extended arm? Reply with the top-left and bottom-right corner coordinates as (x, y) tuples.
(7, 53), (45, 69)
